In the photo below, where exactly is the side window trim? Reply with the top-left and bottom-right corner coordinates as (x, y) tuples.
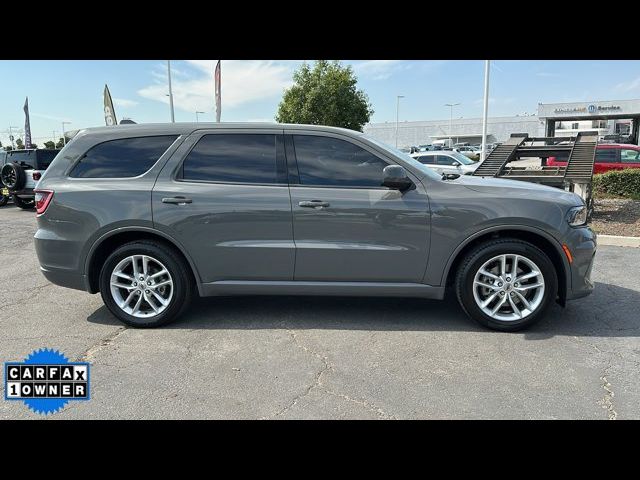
(175, 131), (287, 186)
(286, 131), (392, 189)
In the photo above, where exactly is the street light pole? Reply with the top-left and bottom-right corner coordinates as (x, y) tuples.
(481, 60), (491, 162)
(444, 103), (460, 148)
(395, 95), (405, 148)
(195, 111), (205, 122)
(167, 60), (175, 123)
(61, 122), (71, 146)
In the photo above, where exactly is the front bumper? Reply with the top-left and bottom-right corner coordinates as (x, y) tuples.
(565, 226), (597, 300)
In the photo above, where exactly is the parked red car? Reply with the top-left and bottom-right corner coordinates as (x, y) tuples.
(547, 143), (640, 174)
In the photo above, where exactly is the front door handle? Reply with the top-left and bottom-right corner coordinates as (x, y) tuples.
(162, 196), (192, 205)
(299, 200), (330, 209)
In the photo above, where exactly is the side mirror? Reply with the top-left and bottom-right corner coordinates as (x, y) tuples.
(452, 161), (460, 167)
(382, 165), (413, 191)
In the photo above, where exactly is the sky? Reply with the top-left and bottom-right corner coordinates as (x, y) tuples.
(2, 60), (640, 147)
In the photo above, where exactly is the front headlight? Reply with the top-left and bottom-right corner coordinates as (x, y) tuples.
(567, 206), (588, 227)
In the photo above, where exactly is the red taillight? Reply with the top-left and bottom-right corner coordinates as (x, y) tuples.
(32, 171), (42, 181)
(34, 189), (54, 215)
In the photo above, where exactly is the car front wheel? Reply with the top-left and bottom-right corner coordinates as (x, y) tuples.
(99, 241), (194, 328)
(455, 239), (558, 331)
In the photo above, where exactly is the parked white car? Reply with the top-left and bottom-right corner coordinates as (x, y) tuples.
(410, 151), (480, 176)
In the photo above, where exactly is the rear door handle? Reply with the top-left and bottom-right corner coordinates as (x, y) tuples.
(299, 200), (330, 208)
(162, 196), (192, 205)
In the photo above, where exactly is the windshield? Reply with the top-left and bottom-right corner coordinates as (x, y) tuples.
(362, 134), (443, 181)
(6, 150), (58, 169)
(449, 152), (475, 165)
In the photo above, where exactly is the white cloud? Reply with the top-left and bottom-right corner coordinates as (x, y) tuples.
(113, 98), (139, 108)
(138, 60), (296, 113)
(352, 60), (410, 80)
(615, 76), (640, 92)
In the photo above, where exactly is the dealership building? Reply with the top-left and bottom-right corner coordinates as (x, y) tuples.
(364, 99), (640, 148)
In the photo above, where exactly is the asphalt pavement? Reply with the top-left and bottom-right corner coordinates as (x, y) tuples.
(1, 205), (639, 419)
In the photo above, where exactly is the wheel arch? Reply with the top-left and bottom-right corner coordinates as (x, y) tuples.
(85, 227), (202, 295)
(442, 226), (569, 306)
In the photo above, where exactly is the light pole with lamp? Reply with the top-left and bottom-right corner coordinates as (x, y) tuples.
(195, 111), (205, 122)
(445, 103), (460, 148)
(167, 60), (175, 123)
(61, 122), (71, 146)
(395, 95), (405, 148)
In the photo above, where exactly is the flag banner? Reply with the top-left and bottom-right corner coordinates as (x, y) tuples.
(24, 97), (32, 149)
(104, 84), (118, 126)
(215, 60), (221, 122)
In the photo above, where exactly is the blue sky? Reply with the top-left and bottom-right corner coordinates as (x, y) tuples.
(2, 60), (640, 146)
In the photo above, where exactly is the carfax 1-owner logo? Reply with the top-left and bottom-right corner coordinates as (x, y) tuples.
(4, 348), (91, 415)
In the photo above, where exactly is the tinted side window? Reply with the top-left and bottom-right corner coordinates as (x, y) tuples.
(293, 135), (388, 187)
(36, 150), (58, 169)
(182, 134), (277, 184)
(595, 149), (618, 163)
(436, 155), (454, 165)
(70, 136), (177, 178)
(417, 155), (435, 164)
(620, 149), (640, 163)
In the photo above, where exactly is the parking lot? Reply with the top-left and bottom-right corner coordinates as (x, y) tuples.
(0, 205), (639, 420)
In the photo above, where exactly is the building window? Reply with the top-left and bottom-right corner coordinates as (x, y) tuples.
(571, 122), (579, 130)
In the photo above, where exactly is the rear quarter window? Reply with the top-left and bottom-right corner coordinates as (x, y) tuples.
(70, 135), (178, 178)
(595, 149), (618, 163)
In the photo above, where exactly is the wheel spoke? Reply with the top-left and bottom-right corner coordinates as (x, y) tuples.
(144, 293), (159, 313)
(111, 281), (134, 290)
(515, 271), (540, 282)
(142, 256), (149, 276)
(514, 291), (533, 311)
(479, 269), (499, 281)
(132, 256), (140, 278)
(114, 271), (134, 281)
(500, 255), (507, 276)
(508, 295), (522, 318)
(153, 280), (172, 288)
(512, 255), (519, 277)
(491, 295), (507, 315)
(120, 290), (137, 308)
(149, 269), (169, 280)
(474, 280), (498, 290)
(481, 291), (500, 308)
(150, 289), (169, 306)
(131, 293), (144, 314)
(515, 282), (543, 291)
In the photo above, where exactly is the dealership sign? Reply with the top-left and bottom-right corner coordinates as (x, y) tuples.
(554, 104), (622, 114)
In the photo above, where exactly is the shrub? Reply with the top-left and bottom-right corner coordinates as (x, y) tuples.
(593, 169), (640, 199)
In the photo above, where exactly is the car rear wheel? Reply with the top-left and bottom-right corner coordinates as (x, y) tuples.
(13, 196), (35, 209)
(99, 241), (194, 328)
(455, 239), (557, 331)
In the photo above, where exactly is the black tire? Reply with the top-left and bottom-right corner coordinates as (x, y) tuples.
(99, 240), (194, 328)
(0, 195), (8, 207)
(1, 163), (26, 191)
(455, 238), (558, 332)
(13, 196), (35, 209)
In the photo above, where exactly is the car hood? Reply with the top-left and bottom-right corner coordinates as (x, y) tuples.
(454, 175), (583, 206)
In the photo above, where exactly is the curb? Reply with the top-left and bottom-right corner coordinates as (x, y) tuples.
(597, 235), (640, 248)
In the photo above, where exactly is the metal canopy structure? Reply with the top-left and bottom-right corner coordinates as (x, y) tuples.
(473, 131), (598, 216)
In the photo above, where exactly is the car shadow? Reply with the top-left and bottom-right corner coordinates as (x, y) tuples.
(86, 281), (640, 339)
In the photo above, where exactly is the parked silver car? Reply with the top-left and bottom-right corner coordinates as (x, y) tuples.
(411, 151), (480, 175)
(33, 123), (595, 331)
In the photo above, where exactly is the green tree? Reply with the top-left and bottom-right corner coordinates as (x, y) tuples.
(275, 60), (374, 132)
(15, 138), (25, 150)
(43, 140), (56, 149)
(55, 138), (65, 149)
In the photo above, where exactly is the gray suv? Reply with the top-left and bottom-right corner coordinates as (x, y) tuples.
(33, 123), (596, 331)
